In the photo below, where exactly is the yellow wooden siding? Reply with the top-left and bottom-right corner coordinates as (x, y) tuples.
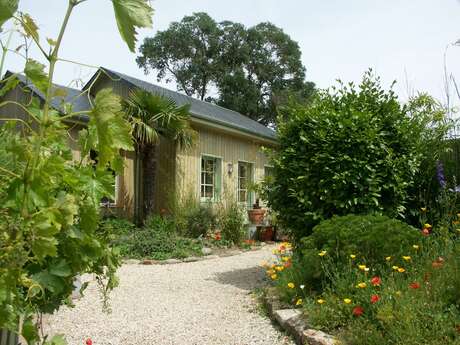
(176, 124), (271, 206)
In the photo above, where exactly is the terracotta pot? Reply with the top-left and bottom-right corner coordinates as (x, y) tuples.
(247, 208), (266, 224)
(259, 226), (274, 242)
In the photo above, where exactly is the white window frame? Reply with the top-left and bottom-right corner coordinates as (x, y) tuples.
(237, 160), (255, 208)
(199, 154), (223, 202)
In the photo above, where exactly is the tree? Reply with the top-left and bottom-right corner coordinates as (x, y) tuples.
(122, 89), (196, 223)
(136, 13), (315, 126)
(0, 0), (153, 343)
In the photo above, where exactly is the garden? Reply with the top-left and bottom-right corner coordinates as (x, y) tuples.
(262, 73), (460, 344)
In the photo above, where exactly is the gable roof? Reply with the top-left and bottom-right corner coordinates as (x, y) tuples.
(3, 71), (92, 122)
(95, 68), (277, 141)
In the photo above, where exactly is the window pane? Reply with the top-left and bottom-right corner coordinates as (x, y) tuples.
(239, 177), (247, 189)
(201, 185), (205, 198)
(205, 172), (213, 185)
(205, 186), (213, 198)
(239, 190), (247, 202)
(239, 164), (247, 178)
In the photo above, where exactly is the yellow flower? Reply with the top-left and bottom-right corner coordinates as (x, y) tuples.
(296, 299), (303, 306)
(392, 266), (399, 270)
(281, 256), (290, 262)
(412, 245), (419, 250)
(402, 256), (411, 261)
(272, 249), (280, 255)
(317, 299), (325, 304)
(395, 291), (402, 296)
(287, 282), (295, 289)
(424, 223), (432, 229)
(318, 250), (327, 257)
(358, 264), (367, 271)
(397, 267), (406, 273)
(343, 298), (352, 304)
(266, 269), (275, 275)
(421, 207), (427, 212)
(271, 274), (277, 280)
(356, 282), (367, 288)
(275, 266), (284, 272)
(350, 254), (356, 259)
(385, 256), (392, 261)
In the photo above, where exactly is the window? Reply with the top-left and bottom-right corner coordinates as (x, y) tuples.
(264, 166), (274, 179)
(200, 156), (221, 201)
(238, 161), (253, 206)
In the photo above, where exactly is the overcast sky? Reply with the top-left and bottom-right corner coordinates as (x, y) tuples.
(3, 0), (460, 104)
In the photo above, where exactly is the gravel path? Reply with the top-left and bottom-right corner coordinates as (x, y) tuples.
(44, 246), (294, 345)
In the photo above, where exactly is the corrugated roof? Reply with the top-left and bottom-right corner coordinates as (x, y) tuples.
(6, 72), (91, 121)
(100, 68), (277, 141)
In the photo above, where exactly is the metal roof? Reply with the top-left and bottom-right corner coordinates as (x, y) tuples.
(100, 68), (277, 141)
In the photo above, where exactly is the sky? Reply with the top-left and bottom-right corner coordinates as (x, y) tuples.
(3, 0), (460, 104)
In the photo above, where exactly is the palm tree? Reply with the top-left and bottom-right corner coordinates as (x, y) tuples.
(122, 89), (196, 224)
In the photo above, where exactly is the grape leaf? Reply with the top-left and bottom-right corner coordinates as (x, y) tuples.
(20, 13), (39, 41)
(24, 59), (49, 95)
(0, 0), (18, 29)
(112, 0), (153, 52)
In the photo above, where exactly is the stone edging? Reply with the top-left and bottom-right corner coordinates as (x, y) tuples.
(264, 289), (339, 345)
(122, 244), (268, 266)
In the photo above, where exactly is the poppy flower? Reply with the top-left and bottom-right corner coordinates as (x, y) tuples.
(352, 306), (364, 317)
(86, 339), (93, 345)
(284, 261), (292, 268)
(370, 276), (381, 286)
(343, 298), (352, 304)
(318, 250), (327, 257)
(370, 295), (380, 304)
(287, 282), (295, 289)
(409, 282), (420, 289)
(356, 282), (367, 289)
(317, 299), (325, 304)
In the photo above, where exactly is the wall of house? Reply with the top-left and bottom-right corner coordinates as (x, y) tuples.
(175, 123), (272, 208)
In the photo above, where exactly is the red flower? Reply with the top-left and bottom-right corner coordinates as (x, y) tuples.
(370, 295), (380, 304)
(421, 228), (430, 236)
(352, 306), (364, 317)
(215, 232), (221, 241)
(409, 282), (421, 289)
(370, 276), (381, 286)
(279, 245), (286, 251)
(284, 261), (292, 268)
(85, 339), (93, 345)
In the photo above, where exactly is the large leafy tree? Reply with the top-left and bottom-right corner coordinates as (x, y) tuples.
(122, 90), (196, 223)
(0, 0), (153, 344)
(136, 12), (315, 126)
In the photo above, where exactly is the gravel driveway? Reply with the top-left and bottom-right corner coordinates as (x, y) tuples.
(44, 246), (294, 345)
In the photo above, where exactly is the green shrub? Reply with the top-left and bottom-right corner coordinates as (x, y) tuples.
(263, 72), (452, 240)
(185, 203), (217, 238)
(219, 201), (246, 244)
(295, 214), (421, 290)
(129, 215), (203, 260)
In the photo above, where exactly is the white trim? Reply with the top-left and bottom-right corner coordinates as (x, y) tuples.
(199, 154), (223, 203)
(236, 161), (255, 208)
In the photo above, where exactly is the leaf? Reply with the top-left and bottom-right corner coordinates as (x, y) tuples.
(20, 13), (39, 41)
(112, 0), (154, 52)
(49, 260), (72, 277)
(47, 37), (57, 46)
(31, 237), (58, 260)
(24, 59), (49, 95)
(0, 75), (19, 97)
(44, 334), (67, 345)
(22, 319), (40, 345)
(0, 0), (18, 29)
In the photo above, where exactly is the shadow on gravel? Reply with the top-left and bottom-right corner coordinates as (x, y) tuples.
(212, 266), (267, 291)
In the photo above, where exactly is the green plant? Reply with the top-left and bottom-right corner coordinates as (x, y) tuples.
(219, 201), (246, 245)
(293, 215), (421, 291)
(0, 1), (153, 344)
(262, 72), (452, 241)
(185, 203), (217, 238)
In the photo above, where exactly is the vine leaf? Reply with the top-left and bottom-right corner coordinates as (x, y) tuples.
(112, 0), (154, 52)
(24, 59), (49, 95)
(20, 13), (39, 42)
(0, 0), (18, 29)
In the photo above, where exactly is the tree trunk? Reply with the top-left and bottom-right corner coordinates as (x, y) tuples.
(141, 143), (157, 221)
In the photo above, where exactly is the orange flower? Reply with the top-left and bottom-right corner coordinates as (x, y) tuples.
(284, 261), (292, 268)
(370, 276), (381, 286)
(352, 306), (364, 317)
(370, 294), (380, 304)
(409, 282), (420, 289)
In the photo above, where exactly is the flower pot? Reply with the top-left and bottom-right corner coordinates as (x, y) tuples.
(259, 226), (274, 242)
(247, 208), (266, 225)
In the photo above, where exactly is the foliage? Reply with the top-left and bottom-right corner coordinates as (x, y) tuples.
(125, 215), (203, 260)
(184, 203), (217, 238)
(269, 230), (460, 345)
(263, 72), (452, 241)
(98, 217), (136, 257)
(293, 214), (421, 290)
(0, 0), (153, 343)
(136, 12), (315, 125)
(218, 200), (246, 245)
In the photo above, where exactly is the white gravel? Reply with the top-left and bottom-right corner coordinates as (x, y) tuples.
(44, 246), (294, 345)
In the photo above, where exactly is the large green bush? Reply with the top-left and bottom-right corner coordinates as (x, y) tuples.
(263, 72), (451, 240)
(218, 201), (246, 244)
(293, 214), (421, 290)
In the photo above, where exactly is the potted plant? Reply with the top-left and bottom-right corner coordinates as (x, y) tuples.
(247, 199), (266, 224)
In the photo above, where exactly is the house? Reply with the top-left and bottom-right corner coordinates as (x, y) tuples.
(0, 68), (276, 219)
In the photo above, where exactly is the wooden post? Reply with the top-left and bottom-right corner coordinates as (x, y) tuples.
(0, 329), (18, 345)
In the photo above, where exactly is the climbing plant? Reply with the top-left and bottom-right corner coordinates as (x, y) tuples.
(0, 0), (153, 344)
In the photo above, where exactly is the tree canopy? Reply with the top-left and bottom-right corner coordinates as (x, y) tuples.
(136, 12), (315, 126)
